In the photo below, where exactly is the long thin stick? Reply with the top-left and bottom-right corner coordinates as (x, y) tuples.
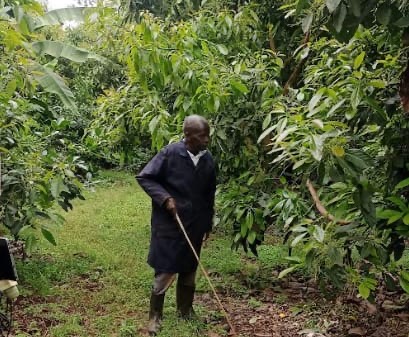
(175, 213), (236, 335)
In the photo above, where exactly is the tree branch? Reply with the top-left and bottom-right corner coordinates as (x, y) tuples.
(283, 57), (308, 95)
(282, 32), (310, 95)
(268, 28), (276, 52)
(306, 179), (351, 225)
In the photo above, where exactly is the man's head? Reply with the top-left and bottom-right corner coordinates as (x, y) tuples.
(183, 115), (210, 155)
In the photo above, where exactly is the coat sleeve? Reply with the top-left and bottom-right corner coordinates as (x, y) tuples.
(136, 148), (171, 207)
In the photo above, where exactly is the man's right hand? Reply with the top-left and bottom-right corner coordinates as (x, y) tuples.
(164, 197), (177, 218)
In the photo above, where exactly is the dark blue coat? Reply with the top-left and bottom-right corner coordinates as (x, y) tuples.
(136, 141), (216, 273)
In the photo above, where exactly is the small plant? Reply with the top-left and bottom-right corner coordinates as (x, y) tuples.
(248, 297), (262, 308)
(119, 320), (137, 337)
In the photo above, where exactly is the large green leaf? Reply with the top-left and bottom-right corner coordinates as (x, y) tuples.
(247, 231), (257, 244)
(296, 0), (310, 15)
(333, 4), (347, 33)
(257, 125), (276, 143)
(34, 7), (91, 30)
(394, 17), (409, 28)
(31, 41), (107, 63)
(41, 227), (57, 246)
(32, 41), (88, 62)
(0, 6), (11, 20)
(50, 177), (69, 199)
(326, 0), (342, 13)
(308, 91), (323, 114)
(278, 266), (296, 279)
(349, 0), (360, 17)
(395, 177), (409, 191)
(230, 79), (249, 94)
(302, 12), (314, 33)
(313, 225), (325, 243)
(400, 276), (409, 293)
(216, 44), (228, 55)
(354, 51), (365, 69)
(32, 63), (77, 111)
(376, 4), (392, 26)
(350, 85), (362, 111)
(291, 232), (307, 247)
(358, 282), (370, 299)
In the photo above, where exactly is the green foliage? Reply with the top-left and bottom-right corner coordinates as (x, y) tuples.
(0, 103), (87, 247)
(119, 0), (227, 22)
(0, 1), (101, 245)
(6, 0), (409, 299)
(82, 0), (409, 297)
(255, 0), (409, 297)
(0, 3), (97, 110)
(16, 253), (95, 295)
(31, 41), (107, 63)
(34, 6), (90, 29)
(287, 0), (409, 42)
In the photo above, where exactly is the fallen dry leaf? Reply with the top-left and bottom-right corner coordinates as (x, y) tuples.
(364, 300), (377, 315)
(348, 327), (366, 336)
(298, 329), (326, 336)
(397, 313), (409, 321)
(249, 315), (261, 324)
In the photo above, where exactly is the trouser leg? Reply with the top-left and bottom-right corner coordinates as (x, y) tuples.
(147, 273), (176, 335)
(153, 273), (177, 295)
(176, 271), (197, 318)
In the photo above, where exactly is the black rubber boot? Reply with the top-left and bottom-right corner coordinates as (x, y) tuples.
(147, 292), (165, 336)
(176, 284), (196, 319)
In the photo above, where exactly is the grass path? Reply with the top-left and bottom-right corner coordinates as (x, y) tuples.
(13, 171), (249, 337)
(10, 171), (409, 337)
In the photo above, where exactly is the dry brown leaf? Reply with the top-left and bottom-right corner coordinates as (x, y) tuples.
(397, 313), (409, 321)
(298, 329), (326, 337)
(348, 327), (366, 336)
(364, 300), (377, 315)
(249, 315), (261, 324)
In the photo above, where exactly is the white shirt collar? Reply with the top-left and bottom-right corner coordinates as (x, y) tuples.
(187, 149), (207, 166)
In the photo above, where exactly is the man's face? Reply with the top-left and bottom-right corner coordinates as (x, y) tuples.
(186, 125), (210, 154)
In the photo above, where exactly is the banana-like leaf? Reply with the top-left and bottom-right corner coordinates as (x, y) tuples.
(32, 63), (77, 112)
(34, 7), (91, 30)
(31, 41), (108, 63)
(0, 6), (11, 20)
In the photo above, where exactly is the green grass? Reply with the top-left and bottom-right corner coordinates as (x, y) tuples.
(14, 171), (288, 337)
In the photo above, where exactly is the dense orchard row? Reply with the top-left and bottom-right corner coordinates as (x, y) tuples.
(2, 0), (409, 298)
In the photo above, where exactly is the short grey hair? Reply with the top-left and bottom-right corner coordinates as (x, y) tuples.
(183, 115), (209, 134)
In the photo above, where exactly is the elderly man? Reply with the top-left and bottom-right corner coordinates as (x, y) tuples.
(136, 115), (216, 335)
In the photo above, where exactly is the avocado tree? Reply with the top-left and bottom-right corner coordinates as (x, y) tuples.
(80, 0), (409, 296)
(0, 1), (105, 248)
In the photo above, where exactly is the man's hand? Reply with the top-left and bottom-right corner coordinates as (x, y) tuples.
(164, 197), (177, 218)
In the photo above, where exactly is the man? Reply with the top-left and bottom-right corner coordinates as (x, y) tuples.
(136, 115), (216, 336)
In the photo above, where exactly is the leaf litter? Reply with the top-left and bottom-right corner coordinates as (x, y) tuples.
(196, 277), (409, 337)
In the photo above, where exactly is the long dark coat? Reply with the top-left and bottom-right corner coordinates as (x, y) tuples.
(136, 141), (216, 273)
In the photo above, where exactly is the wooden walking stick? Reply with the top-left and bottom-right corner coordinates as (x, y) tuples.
(175, 213), (237, 336)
